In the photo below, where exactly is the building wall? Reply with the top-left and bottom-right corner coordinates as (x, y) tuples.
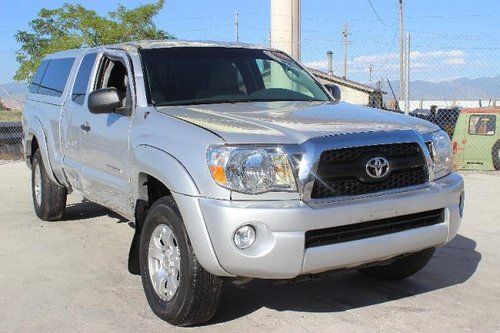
(338, 85), (371, 106)
(315, 76), (371, 105)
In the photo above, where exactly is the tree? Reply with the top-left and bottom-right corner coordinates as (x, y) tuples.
(14, 1), (172, 81)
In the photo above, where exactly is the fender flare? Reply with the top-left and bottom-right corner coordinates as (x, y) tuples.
(129, 144), (230, 277)
(24, 116), (62, 186)
(131, 144), (200, 198)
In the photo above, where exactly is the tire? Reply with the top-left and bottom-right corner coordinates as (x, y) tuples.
(139, 196), (223, 326)
(492, 141), (500, 170)
(357, 248), (435, 280)
(31, 149), (67, 221)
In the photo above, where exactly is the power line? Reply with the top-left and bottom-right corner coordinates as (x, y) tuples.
(367, 0), (391, 27)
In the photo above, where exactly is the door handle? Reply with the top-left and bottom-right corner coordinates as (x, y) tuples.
(80, 124), (91, 132)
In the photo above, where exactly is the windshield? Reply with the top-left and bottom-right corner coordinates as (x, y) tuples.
(140, 47), (331, 106)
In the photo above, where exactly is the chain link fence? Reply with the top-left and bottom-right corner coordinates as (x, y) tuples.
(302, 30), (499, 172)
(0, 12), (499, 171)
(0, 108), (23, 163)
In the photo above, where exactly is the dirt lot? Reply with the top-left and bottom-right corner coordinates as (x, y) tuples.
(0, 162), (498, 332)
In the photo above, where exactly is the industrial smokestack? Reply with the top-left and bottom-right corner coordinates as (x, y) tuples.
(327, 51), (333, 76)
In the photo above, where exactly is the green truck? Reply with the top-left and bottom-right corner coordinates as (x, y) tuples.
(451, 107), (500, 170)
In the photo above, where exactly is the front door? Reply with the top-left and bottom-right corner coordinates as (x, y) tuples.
(80, 50), (135, 217)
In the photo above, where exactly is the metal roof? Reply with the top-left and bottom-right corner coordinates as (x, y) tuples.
(307, 67), (384, 94)
(462, 107), (500, 114)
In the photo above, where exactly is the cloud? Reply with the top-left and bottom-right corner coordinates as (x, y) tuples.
(304, 49), (469, 80)
(442, 58), (466, 65)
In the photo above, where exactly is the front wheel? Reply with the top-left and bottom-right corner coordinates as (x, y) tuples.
(357, 248), (435, 280)
(139, 197), (223, 326)
(31, 149), (67, 221)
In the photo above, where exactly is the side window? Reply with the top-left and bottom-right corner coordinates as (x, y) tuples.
(29, 60), (50, 93)
(71, 53), (97, 105)
(95, 57), (130, 108)
(469, 114), (496, 135)
(38, 58), (75, 97)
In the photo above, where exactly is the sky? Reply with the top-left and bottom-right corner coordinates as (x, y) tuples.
(0, 0), (499, 84)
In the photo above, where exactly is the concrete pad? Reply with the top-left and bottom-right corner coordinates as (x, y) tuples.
(0, 162), (498, 332)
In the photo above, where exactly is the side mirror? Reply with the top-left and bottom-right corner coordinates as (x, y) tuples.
(88, 88), (123, 114)
(325, 84), (341, 101)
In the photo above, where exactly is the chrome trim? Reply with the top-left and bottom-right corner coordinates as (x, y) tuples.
(283, 130), (434, 202)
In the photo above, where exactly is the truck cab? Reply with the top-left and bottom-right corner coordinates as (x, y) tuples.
(451, 107), (500, 170)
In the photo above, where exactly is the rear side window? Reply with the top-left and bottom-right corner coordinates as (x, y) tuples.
(37, 58), (75, 97)
(469, 114), (496, 135)
(29, 60), (50, 93)
(71, 53), (97, 105)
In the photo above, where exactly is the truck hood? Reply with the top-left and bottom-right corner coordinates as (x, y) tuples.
(156, 101), (439, 144)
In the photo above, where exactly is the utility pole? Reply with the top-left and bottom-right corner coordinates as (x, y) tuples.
(399, 0), (404, 101)
(404, 33), (411, 114)
(234, 10), (239, 43)
(342, 22), (350, 79)
(368, 65), (373, 82)
(327, 51), (333, 76)
(270, 0), (301, 60)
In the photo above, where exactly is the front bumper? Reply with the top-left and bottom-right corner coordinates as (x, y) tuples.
(195, 173), (464, 279)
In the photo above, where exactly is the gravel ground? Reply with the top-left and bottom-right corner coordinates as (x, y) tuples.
(0, 162), (499, 332)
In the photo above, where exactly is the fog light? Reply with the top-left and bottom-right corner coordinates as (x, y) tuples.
(233, 225), (256, 249)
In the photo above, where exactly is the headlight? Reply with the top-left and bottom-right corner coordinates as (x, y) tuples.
(429, 130), (452, 179)
(207, 145), (297, 194)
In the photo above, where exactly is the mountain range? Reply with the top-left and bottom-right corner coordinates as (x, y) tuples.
(385, 75), (500, 101)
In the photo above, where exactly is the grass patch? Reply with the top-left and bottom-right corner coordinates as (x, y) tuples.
(0, 110), (23, 122)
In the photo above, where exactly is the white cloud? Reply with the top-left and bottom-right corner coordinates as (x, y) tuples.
(304, 49), (469, 81)
(442, 58), (466, 65)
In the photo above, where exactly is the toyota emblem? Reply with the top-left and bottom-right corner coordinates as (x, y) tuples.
(365, 157), (390, 179)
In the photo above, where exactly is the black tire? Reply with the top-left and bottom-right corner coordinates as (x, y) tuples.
(139, 196), (223, 326)
(357, 248), (435, 280)
(31, 149), (67, 221)
(492, 141), (500, 171)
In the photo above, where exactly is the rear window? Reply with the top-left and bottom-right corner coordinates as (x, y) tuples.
(29, 60), (50, 93)
(71, 53), (97, 105)
(37, 58), (75, 97)
(469, 114), (496, 135)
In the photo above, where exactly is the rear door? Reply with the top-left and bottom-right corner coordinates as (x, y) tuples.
(80, 50), (135, 216)
(60, 52), (98, 191)
(464, 113), (497, 170)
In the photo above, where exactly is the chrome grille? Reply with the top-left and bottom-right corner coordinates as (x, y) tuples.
(310, 143), (428, 199)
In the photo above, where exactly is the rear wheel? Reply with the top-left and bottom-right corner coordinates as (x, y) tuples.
(492, 141), (500, 170)
(139, 196), (223, 326)
(31, 150), (67, 221)
(357, 248), (435, 280)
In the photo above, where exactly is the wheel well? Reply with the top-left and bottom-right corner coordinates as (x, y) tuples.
(30, 136), (39, 163)
(147, 175), (172, 205)
(142, 174), (172, 207)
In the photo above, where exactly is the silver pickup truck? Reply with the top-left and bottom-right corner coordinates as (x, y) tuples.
(23, 40), (464, 326)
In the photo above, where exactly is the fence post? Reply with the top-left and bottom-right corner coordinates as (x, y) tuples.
(404, 33), (411, 115)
